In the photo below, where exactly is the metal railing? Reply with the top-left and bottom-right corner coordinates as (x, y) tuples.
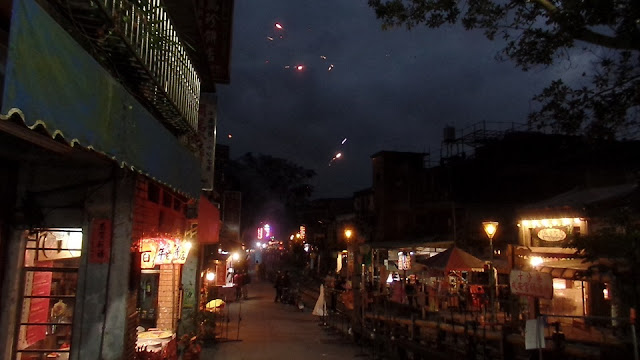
(98, 0), (200, 132)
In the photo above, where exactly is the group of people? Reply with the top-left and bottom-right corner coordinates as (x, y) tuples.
(233, 270), (250, 301)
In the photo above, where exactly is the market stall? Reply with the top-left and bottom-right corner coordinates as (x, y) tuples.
(416, 246), (486, 311)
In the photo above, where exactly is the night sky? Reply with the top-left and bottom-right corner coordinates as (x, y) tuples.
(216, 0), (578, 199)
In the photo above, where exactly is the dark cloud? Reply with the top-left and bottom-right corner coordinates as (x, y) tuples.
(216, 0), (557, 198)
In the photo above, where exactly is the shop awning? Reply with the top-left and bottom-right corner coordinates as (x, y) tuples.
(2, 0), (202, 199)
(515, 246), (578, 259)
(535, 259), (612, 282)
(416, 246), (485, 273)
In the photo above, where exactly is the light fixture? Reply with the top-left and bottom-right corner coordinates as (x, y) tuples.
(530, 256), (543, 267)
(344, 229), (353, 240)
(205, 272), (215, 281)
(483, 222), (498, 240)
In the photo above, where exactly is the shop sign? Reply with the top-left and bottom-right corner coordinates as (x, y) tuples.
(509, 270), (553, 299)
(398, 252), (411, 270)
(90, 219), (112, 264)
(537, 228), (567, 242)
(139, 238), (191, 269)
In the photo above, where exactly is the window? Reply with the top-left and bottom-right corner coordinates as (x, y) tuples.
(15, 229), (82, 359)
(148, 183), (160, 203)
(162, 192), (173, 208)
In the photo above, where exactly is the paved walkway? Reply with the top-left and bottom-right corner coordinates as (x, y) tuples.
(201, 278), (365, 360)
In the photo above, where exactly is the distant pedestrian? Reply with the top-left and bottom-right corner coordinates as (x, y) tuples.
(274, 271), (283, 302)
(405, 280), (416, 307)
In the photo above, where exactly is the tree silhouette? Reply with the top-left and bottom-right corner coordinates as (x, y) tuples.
(368, 0), (640, 139)
(228, 153), (316, 243)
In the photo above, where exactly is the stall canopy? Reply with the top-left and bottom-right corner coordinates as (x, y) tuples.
(416, 247), (485, 273)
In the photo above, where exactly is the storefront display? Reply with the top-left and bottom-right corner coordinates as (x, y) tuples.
(15, 229), (82, 360)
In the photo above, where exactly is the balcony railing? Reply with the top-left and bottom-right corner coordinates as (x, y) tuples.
(57, 0), (201, 135)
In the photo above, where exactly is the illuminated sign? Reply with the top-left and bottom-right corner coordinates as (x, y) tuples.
(537, 228), (567, 242)
(398, 252), (411, 270)
(139, 238), (192, 269)
(509, 270), (553, 299)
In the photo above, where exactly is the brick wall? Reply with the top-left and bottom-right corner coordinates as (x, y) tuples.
(131, 176), (189, 333)
(156, 264), (181, 330)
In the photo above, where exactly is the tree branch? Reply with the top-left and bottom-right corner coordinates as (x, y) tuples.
(574, 29), (640, 51)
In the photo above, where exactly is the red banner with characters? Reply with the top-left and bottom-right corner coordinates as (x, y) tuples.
(90, 219), (112, 264)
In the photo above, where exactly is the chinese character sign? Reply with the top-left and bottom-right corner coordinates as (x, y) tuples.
(509, 270), (553, 300)
(139, 238), (192, 269)
(90, 219), (112, 264)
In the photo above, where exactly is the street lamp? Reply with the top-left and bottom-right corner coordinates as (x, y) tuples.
(344, 229), (353, 240)
(482, 221), (498, 322)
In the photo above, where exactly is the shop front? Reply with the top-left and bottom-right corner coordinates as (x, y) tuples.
(135, 237), (192, 359)
(14, 228), (84, 360)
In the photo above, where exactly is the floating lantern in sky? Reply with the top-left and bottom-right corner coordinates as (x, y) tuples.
(267, 36), (274, 41)
(328, 64), (334, 72)
(296, 65), (304, 71)
(275, 23), (283, 29)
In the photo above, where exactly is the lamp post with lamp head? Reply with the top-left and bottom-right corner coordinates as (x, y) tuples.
(483, 221), (498, 323)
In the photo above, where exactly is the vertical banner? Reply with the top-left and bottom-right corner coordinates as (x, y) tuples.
(90, 219), (112, 264)
(198, 93), (217, 191)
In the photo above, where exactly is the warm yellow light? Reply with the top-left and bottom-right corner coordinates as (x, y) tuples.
(574, 218), (581, 224)
(553, 279), (566, 290)
(530, 256), (543, 267)
(482, 222), (498, 239)
(205, 272), (215, 281)
(562, 218), (571, 226)
(551, 219), (559, 226)
(532, 220), (540, 228)
(290, 235), (294, 240)
(541, 219), (550, 227)
(344, 229), (353, 239)
(184, 241), (193, 250)
(233, 253), (240, 261)
(522, 220), (530, 228)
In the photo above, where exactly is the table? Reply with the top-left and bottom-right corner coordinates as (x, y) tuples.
(135, 331), (177, 360)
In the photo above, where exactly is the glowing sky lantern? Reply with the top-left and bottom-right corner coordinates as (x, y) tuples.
(275, 23), (283, 29)
(296, 65), (304, 71)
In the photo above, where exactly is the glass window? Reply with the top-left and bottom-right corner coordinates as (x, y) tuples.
(15, 229), (82, 360)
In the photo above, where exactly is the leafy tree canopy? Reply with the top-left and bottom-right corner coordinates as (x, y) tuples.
(368, 0), (640, 139)
(228, 153), (316, 241)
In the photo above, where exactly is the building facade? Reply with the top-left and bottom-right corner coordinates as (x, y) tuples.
(0, 0), (232, 358)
